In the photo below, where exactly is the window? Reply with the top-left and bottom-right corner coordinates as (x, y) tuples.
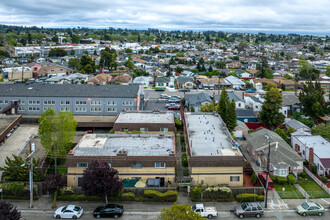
(4, 100), (8, 104)
(60, 101), (70, 105)
(75, 101), (87, 105)
(279, 169), (287, 176)
(77, 162), (88, 168)
(44, 100), (55, 105)
(238, 103), (241, 107)
(160, 128), (168, 132)
(122, 101), (134, 106)
(43, 107), (53, 111)
(18, 107), (25, 111)
(77, 176), (83, 187)
(107, 107), (117, 112)
(108, 101), (117, 106)
(60, 107), (70, 112)
(91, 107), (102, 112)
(91, 101), (102, 105)
(28, 100), (40, 105)
(28, 107), (40, 111)
(19, 100), (25, 105)
(60, 69), (63, 71)
(230, 176), (240, 182)
(120, 128), (128, 132)
(75, 107), (87, 112)
(140, 128), (148, 132)
(0, 100), (2, 104)
(155, 162), (166, 168)
(131, 163), (142, 169)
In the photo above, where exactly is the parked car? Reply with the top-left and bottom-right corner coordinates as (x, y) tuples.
(234, 202), (264, 219)
(155, 88), (165, 91)
(93, 204), (124, 219)
(160, 94), (171, 99)
(258, 173), (274, 189)
(179, 88), (190, 92)
(168, 98), (180, 103)
(192, 203), (218, 219)
(246, 89), (256, 93)
(168, 105), (181, 110)
(296, 202), (324, 216)
(166, 103), (177, 108)
(54, 205), (83, 219)
(171, 95), (181, 99)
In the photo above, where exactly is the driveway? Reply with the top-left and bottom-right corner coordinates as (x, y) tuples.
(0, 124), (38, 178)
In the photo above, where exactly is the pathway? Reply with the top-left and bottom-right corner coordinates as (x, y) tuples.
(294, 184), (310, 200)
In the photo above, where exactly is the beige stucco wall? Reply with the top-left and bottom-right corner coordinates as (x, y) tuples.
(8, 70), (33, 80)
(67, 166), (175, 187)
(191, 166), (243, 187)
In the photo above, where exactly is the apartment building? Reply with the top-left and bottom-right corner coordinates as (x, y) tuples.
(66, 133), (176, 187)
(0, 84), (143, 116)
(184, 112), (245, 187)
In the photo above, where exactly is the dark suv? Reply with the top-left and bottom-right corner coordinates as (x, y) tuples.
(93, 204), (124, 219)
(234, 202), (264, 219)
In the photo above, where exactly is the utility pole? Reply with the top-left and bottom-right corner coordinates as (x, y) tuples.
(264, 135), (270, 209)
(23, 136), (36, 208)
(21, 65), (25, 82)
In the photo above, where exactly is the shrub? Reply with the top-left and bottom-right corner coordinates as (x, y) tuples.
(277, 176), (287, 185)
(287, 174), (296, 185)
(121, 192), (135, 201)
(203, 186), (232, 200)
(175, 120), (182, 129)
(270, 175), (277, 183)
(251, 173), (257, 185)
(321, 176), (328, 184)
(143, 190), (177, 202)
(298, 176), (304, 182)
(303, 160), (309, 166)
(236, 194), (264, 202)
(60, 187), (74, 195)
(181, 154), (188, 167)
(310, 162), (317, 174)
(191, 186), (202, 201)
(300, 171), (307, 178)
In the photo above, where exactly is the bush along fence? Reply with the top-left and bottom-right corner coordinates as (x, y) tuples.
(0, 182), (39, 200)
(236, 194), (264, 202)
(191, 186), (234, 202)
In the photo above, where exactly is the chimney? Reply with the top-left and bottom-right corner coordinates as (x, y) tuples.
(308, 147), (314, 164)
(242, 92), (245, 100)
(295, 144), (299, 153)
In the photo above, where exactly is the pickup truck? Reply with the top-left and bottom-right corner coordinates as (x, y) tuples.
(192, 203), (218, 219)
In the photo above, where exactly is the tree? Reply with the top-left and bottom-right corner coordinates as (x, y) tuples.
(175, 66), (183, 74)
(100, 47), (118, 70)
(43, 174), (66, 208)
(226, 99), (237, 132)
(70, 49), (75, 55)
(218, 87), (229, 122)
(158, 203), (203, 220)
(299, 81), (326, 119)
(71, 35), (80, 44)
(0, 201), (21, 220)
(298, 59), (319, 80)
(326, 65), (330, 77)
(200, 103), (218, 112)
(132, 69), (149, 78)
(49, 48), (67, 57)
(0, 49), (10, 58)
(0, 155), (43, 182)
(215, 61), (226, 69)
(52, 36), (59, 43)
(125, 59), (135, 70)
(68, 58), (80, 70)
(311, 124), (330, 140)
(208, 65), (213, 72)
(80, 55), (96, 73)
(38, 109), (77, 174)
(259, 83), (285, 129)
(82, 160), (122, 203)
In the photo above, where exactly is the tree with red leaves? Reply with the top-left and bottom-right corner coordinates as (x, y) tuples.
(43, 174), (66, 208)
(82, 160), (122, 203)
(0, 201), (21, 220)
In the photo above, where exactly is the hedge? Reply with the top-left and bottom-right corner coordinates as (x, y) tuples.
(287, 174), (296, 185)
(270, 175), (277, 183)
(121, 192), (135, 201)
(181, 154), (188, 167)
(0, 182), (38, 197)
(310, 162), (317, 174)
(277, 176), (287, 185)
(251, 173), (257, 185)
(300, 171), (307, 178)
(57, 194), (103, 201)
(144, 190), (177, 202)
(236, 194), (264, 202)
(321, 176), (328, 184)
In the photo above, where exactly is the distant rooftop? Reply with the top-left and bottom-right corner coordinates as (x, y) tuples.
(115, 111), (174, 124)
(72, 133), (175, 157)
(294, 135), (330, 158)
(185, 112), (239, 156)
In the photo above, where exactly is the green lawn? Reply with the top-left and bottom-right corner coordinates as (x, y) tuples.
(299, 175), (330, 198)
(274, 183), (305, 199)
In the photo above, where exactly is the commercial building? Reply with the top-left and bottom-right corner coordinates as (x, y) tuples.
(66, 133), (176, 187)
(0, 84), (143, 116)
(184, 112), (245, 186)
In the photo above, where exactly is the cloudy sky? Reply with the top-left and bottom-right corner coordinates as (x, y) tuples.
(0, 0), (330, 33)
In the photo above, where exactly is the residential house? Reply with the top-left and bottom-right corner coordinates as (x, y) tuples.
(282, 94), (302, 115)
(246, 128), (303, 178)
(155, 77), (174, 89)
(234, 120), (250, 139)
(87, 73), (112, 85)
(225, 76), (245, 90)
(236, 69), (252, 79)
(176, 76), (194, 89)
(133, 76), (151, 87)
(184, 93), (212, 112)
(228, 91), (245, 109)
(236, 109), (258, 123)
(37, 64), (73, 77)
(291, 135), (330, 176)
(272, 78), (295, 90)
(113, 111), (175, 133)
(2, 67), (33, 80)
(110, 74), (132, 85)
(184, 112), (244, 186)
(284, 119), (311, 133)
(66, 133), (176, 187)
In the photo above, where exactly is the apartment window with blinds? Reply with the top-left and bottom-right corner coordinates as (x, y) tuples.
(155, 162), (166, 168)
(230, 176), (240, 182)
(61, 101), (70, 105)
(91, 101), (102, 105)
(60, 107), (70, 112)
(75, 107), (87, 112)
(75, 101), (87, 105)
(28, 100), (40, 105)
(122, 101), (133, 106)
(77, 162), (88, 168)
(107, 101), (117, 106)
(160, 128), (168, 132)
(140, 128), (148, 132)
(91, 107), (102, 112)
(107, 108), (117, 112)
(44, 100), (55, 105)
(28, 107), (40, 111)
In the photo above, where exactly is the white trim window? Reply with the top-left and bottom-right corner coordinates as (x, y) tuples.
(107, 107), (117, 112)
(77, 162), (88, 168)
(43, 107), (53, 111)
(140, 128), (148, 132)
(75, 101), (87, 105)
(75, 107), (87, 112)
(230, 176), (240, 182)
(28, 100), (40, 105)
(107, 101), (117, 106)
(44, 100), (55, 105)
(120, 128), (128, 132)
(19, 100), (25, 105)
(131, 162), (142, 169)
(122, 101), (134, 106)
(28, 107), (40, 111)
(160, 128), (168, 132)
(91, 107), (102, 112)
(60, 101), (70, 105)
(91, 101), (102, 105)
(60, 107), (70, 112)
(18, 107), (25, 111)
(155, 162), (166, 168)
(279, 169), (287, 176)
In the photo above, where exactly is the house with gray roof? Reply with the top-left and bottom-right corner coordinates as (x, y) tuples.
(246, 128), (303, 178)
(184, 92), (212, 112)
(176, 76), (194, 89)
(155, 77), (174, 89)
(225, 75), (245, 90)
(0, 84), (143, 116)
(236, 109), (258, 122)
(228, 91), (245, 109)
(282, 94), (302, 114)
(285, 118), (311, 133)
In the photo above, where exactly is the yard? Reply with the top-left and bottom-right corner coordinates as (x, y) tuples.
(299, 175), (330, 199)
(274, 183), (304, 199)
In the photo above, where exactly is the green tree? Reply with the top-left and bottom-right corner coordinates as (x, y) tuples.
(215, 61), (226, 69)
(52, 36), (59, 43)
(218, 87), (229, 122)
(0, 49), (10, 58)
(158, 203), (203, 220)
(326, 65), (330, 77)
(275, 128), (288, 143)
(71, 35), (80, 44)
(80, 55), (96, 73)
(299, 81), (326, 119)
(70, 49), (75, 55)
(49, 48), (67, 57)
(226, 99), (237, 132)
(200, 103), (218, 112)
(38, 109), (77, 174)
(84, 64), (94, 73)
(100, 47), (118, 70)
(125, 59), (135, 70)
(259, 83), (285, 129)
(311, 124), (330, 140)
(175, 66), (184, 74)
(68, 58), (80, 70)
(298, 59), (319, 80)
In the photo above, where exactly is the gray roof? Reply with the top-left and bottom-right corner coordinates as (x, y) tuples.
(156, 77), (170, 83)
(185, 92), (212, 106)
(282, 95), (300, 106)
(228, 91), (243, 102)
(177, 76), (194, 85)
(285, 119), (311, 132)
(246, 128), (303, 168)
(236, 109), (257, 118)
(0, 84), (140, 98)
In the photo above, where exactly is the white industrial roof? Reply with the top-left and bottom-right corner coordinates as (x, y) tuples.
(115, 111), (174, 124)
(73, 133), (175, 156)
(295, 135), (330, 158)
(185, 112), (239, 156)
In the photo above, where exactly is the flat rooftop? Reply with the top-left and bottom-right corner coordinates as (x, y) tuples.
(115, 111), (174, 124)
(295, 135), (330, 158)
(185, 112), (239, 156)
(72, 133), (175, 156)
(0, 115), (20, 132)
